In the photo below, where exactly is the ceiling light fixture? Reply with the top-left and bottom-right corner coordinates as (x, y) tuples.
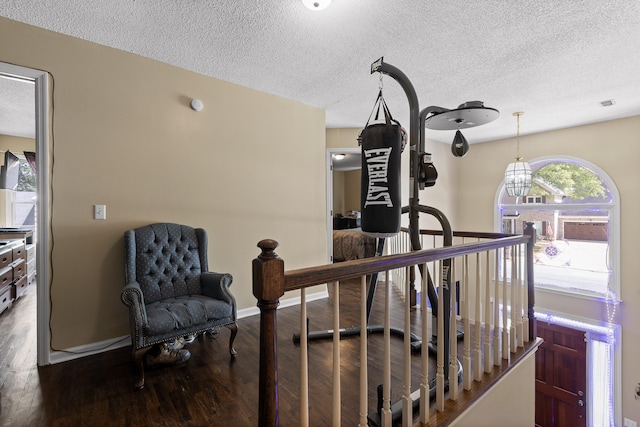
(504, 111), (531, 198)
(302, 0), (332, 11)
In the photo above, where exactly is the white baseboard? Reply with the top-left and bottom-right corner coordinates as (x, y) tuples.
(49, 334), (131, 364)
(236, 288), (329, 318)
(49, 288), (330, 364)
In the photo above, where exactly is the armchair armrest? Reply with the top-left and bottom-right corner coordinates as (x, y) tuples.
(201, 272), (236, 307)
(121, 281), (148, 328)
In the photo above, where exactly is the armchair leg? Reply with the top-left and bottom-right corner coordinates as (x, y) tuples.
(226, 322), (238, 356)
(132, 347), (151, 390)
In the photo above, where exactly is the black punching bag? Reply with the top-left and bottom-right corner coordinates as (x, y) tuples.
(359, 91), (403, 238)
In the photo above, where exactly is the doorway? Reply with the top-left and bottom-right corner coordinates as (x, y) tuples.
(326, 147), (360, 262)
(0, 61), (52, 366)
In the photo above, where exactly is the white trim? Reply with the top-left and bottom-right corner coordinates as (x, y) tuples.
(536, 283), (622, 304)
(238, 288), (330, 318)
(49, 335), (131, 364)
(500, 202), (615, 212)
(0, 62), (52, 366)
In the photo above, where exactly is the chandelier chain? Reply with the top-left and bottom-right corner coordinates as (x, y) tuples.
(514, 111), (523, 161)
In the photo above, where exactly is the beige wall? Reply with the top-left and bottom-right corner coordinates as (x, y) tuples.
(455, 115), (640, 422)
(332, 169), (345, 215)
(331, 169), (360, 216)
(343, 169), (360, 213)
(420, 136), (459, 229)
(0, 17), (327, 350)
(450, 349), (537, 427)
(0, 134), (36, 154)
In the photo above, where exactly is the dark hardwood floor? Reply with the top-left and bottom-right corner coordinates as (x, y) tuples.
(0, 279), (537, 426)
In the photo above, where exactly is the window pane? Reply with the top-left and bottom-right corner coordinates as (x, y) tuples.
(501, 207), (610, 295)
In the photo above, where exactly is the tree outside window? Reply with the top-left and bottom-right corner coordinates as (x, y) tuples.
(17, 160), (36, 192)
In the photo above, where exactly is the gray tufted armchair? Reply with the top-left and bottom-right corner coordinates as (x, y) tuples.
(121, 223), (238, 389)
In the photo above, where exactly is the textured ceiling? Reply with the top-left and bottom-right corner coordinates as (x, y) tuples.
(1, 0), (640, 145)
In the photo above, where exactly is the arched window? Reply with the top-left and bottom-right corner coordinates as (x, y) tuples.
(496, 155), (620, 300)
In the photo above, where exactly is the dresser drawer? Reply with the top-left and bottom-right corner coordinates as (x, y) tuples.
(27, 258), (36, 275)
(12, 275), (28, 300)
(0, 285), (12, 314)
(0, 267), (12, 289)
(12, 259), (25, 280)
(12, 243), (25, 261)
(25, 244), (35, 262)
(0, 247), (12, 269)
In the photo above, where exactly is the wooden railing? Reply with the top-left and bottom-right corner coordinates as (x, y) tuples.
(252, 224), (536, 426)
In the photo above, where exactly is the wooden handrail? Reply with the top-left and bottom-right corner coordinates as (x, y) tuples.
(284, 234), (529, 291)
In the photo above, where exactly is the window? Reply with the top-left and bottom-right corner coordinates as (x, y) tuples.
(525, 195), (543, 204)
(496, 156), (619, 299)
(0, 154), (37, 234)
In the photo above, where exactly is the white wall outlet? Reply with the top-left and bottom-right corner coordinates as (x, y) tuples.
(624, 418), (638, 427)
(94, 204), (106, 220)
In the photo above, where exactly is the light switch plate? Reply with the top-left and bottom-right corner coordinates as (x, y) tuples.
(94, 204), (106, 220)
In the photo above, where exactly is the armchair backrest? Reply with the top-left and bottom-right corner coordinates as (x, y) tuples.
(125, 223), (209, 304)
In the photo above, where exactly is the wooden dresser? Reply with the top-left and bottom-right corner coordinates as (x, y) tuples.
(0, 239), (27, 315)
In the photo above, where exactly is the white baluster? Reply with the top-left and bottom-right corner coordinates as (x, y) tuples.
(516, 244), (524, 348)
(332, 281), (341, 426)
(523, 242), (530, 343)
(510, 246), (517, 353)
(502, 248), (509, 360)
(300, 287), (309, 427)
(436, 260), (445, 412)
(493, 249), (501, 366)
(420, 263), (430, 425)
(382, 272), (392, 427)
(449, 258), (458, 401)
(402, 266), (412, 427)
(474, 252), (483, 382)
(359, 276), (368, 427)
(463, 255), (472, 390)
(484, 251), (493, 373)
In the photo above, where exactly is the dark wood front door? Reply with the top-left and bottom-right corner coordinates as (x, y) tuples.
(535, 321), (587, 427)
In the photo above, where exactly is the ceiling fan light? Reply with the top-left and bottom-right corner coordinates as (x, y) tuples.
(302, 0), (332, 11)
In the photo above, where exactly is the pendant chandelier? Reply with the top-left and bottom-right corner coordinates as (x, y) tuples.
(504, 111), (531, 198)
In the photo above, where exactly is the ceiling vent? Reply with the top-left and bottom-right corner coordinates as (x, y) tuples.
(600, 99), (616, 107)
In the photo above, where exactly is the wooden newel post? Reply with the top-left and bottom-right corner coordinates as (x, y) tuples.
(253, 239), (285, 427)
(524, 222), (537, 340)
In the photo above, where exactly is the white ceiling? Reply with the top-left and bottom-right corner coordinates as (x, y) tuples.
(1, 0), (640, 145)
